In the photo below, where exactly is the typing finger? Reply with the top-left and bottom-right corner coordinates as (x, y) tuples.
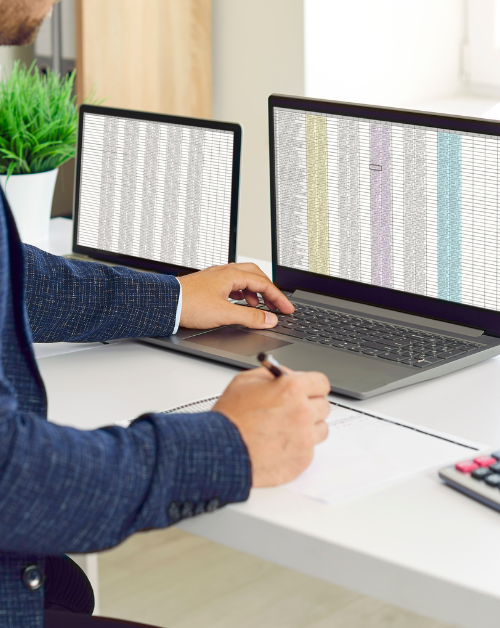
(231, 271), (294, 314)
(242, 288), (260, 307)
(229, 290), (245, 301)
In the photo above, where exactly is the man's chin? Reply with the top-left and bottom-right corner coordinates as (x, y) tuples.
(0, 18), (44, 47)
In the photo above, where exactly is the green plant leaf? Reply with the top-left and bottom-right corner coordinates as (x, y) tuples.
(0, 61), (99, 176)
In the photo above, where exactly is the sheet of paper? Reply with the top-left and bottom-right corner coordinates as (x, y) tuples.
(286, 403), (478, 504)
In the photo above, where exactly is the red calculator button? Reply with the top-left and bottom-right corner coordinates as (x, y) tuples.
(456, 461), (479, 473)
(473, 456), (497, 467)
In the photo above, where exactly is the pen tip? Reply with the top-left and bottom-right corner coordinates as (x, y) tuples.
(257, 352), (267, 362)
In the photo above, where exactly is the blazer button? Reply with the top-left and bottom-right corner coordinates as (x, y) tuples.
(194, 501), (206, 515)
(22, 564), (45, 591)
(181, 501), (194, 518)
(167, 501), (181, 522)
(206, 497), (221, 512)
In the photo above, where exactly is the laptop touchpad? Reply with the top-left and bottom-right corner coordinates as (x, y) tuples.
(184, 328), (292, 357)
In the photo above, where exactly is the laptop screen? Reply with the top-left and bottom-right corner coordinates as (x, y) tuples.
(271, 99), (500, 319)
(73, 106), (241, 273)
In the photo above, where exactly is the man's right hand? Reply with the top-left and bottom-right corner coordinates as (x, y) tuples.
(213, 367), (330, 487)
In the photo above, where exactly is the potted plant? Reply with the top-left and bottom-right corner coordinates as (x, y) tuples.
(0, 61), (79, 244)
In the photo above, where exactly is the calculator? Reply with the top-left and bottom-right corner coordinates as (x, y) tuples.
(439, 452), (500, 512)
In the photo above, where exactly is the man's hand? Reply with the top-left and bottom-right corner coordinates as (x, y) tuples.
(178, 263), (294, 329)
(213, 367), (330, 487)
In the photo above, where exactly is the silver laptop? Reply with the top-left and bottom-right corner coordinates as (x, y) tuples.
(147, 95), (500, 399)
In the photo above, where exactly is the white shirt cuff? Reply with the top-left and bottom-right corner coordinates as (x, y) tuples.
(172, 277), (182, 334)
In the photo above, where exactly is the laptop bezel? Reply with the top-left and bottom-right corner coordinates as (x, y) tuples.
(72, 104), (242, 276)
(269, 93), (500, 337)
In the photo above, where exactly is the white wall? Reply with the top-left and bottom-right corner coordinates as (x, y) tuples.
(304, 0), (464, 108)
(212, 0), (305, 262)
(213, 0), (465, 263)
(35, 0), (76, 60)
(465, 0), (500, 95)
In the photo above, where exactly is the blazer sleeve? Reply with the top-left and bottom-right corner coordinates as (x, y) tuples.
(0, 402), (251, 554)
(23, 244), (180, 343)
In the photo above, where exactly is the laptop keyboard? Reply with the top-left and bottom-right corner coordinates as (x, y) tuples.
(254, 302), (485, 368)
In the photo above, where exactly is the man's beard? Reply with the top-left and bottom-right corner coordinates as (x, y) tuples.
(0, 16), (44, 46)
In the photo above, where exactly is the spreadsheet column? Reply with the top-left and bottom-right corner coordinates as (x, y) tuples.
(425, 128), (438, 300)
(327, 117), (339, 277)
(78, 114), (105, 246)
(437, 131), (461, 303)
(358, 120), (372, 285)
(404, 125), (427, 296)
(181, 127), (203, 268)
(391, 125), (430, 296)
(159, 124), (182, 265)
(149, 123), (168, 263)
(215, 132), (233, 265)
(337, 117), (361, 281)
(97, 116), (118, 250)
(370, 121), (392, 289)
(139, 121), (160, 259)
(198, 130), (232, 267)
(118, 118), (139, 255)
(107, 118), (125, 253)
(484, 135), (498, 311)
(391, 124), (404, 292)
(275, 109), (308, 270)
(472, 136), (486, 307)
(496, 139), (500, 312)
(306, 113), (329, 275)
(129, 121), (148, 257)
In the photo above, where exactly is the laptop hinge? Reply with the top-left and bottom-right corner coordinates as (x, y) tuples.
(291, 290), (484, 338)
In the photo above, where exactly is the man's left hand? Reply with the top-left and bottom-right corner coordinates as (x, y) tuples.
(177, 263), (294, 329)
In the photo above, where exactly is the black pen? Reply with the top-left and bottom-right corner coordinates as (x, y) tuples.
(257, 352), (286, 378)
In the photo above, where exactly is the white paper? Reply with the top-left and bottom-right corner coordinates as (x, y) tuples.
(286, 403), (477, 504)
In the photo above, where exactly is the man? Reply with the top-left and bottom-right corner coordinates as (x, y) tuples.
(0, 1), (330, 626)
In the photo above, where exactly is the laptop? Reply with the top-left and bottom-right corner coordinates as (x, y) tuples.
(69, 104), (241, 275)
(146, 95), (500, 399)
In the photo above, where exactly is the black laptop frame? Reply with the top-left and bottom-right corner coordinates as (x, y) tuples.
(269, 94), (500, 338)
(73, 104), (242, 276)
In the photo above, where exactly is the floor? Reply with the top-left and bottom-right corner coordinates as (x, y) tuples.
(98, 527), (457, 628)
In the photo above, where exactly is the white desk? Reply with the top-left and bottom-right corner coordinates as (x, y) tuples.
(36, 219), (500, 627)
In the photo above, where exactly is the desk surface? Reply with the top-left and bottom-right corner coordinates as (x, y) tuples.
(36, 219), (500, 628)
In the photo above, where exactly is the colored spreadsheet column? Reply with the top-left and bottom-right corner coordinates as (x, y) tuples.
(370, 122), (392, 288)
(438, 132), (461, 302)
(306, 114), (329, 274)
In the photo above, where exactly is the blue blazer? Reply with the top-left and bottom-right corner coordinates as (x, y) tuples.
(0, 190), (251, 627)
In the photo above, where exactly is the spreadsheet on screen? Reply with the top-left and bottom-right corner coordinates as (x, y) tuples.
(274, 106), (500, 312)
(77, 112), (234, 270)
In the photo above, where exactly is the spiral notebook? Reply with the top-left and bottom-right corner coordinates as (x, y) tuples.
(161, 396), (220, 414)
(117, 397), (481, 504)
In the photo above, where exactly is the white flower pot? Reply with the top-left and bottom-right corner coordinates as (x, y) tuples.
(0, 169), (59, 245)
